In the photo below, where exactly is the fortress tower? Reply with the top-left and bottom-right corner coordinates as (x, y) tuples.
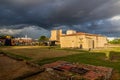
(50, 29), (62, 41)
(66, 30), (76, 35)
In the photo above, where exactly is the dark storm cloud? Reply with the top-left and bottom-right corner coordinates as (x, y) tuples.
(0, 0), (120, 37)
(0, 0), (120, 27)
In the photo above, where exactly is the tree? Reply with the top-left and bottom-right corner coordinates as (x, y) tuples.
(0, 35), (6, 39)
(38, 36), (49, 42)
(38, 36), (49, 46)
(109, 39), (120, 44)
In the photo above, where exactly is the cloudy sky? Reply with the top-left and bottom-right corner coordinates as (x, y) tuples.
(0, 0), (120, 38)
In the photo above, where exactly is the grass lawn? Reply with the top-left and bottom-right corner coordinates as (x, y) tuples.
(0, 46), (81, 61)
(37, 50), (120, 72)
(1, 46), (120, 77)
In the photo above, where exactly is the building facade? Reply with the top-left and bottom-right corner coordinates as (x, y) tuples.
(50, 30), (108, 49)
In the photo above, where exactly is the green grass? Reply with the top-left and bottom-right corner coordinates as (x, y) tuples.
(57, 48), (89, 52)
(0, 50), (32, 60)
(0, 46), (120, 79)
(37, 51), (120, 72)
(1, 46), (120, 72)
(7, 52), (32, 60)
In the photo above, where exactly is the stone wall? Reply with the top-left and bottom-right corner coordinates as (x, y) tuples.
(60, 34), (107, 49)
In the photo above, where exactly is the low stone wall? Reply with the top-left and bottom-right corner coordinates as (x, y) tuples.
(0, 52), (45, 80)
(107, 44), (120, 48)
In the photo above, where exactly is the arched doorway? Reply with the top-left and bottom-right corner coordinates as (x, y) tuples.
(80, 44), (83, 49)
(92, 40), (94, 49)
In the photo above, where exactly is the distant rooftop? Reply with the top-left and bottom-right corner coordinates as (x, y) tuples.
(61, 32), (104, 37)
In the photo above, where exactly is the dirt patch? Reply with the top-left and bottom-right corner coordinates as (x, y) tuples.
(25, 61), (113, 80)
(111, 71), (120, 80)
(0, 54), (44, 80)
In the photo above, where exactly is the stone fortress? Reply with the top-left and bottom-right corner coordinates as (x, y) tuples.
(50, 29), (108, 49)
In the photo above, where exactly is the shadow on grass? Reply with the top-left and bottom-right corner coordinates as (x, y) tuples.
(109, 51), (120, 61)
(36, 51), (105, 65)
(36, 51), (120, 72)
(57, 48), (89, 53)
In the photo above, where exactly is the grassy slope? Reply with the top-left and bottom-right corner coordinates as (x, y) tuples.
(1, 46), (120, 72)
(0, 46), (120, 79)
(37, 48), (120, 72)
(0, 46), (81, 61)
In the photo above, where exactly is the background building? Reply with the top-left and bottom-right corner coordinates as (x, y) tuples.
(50, 29), (108, 49)
(14, 35), (33, 45)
